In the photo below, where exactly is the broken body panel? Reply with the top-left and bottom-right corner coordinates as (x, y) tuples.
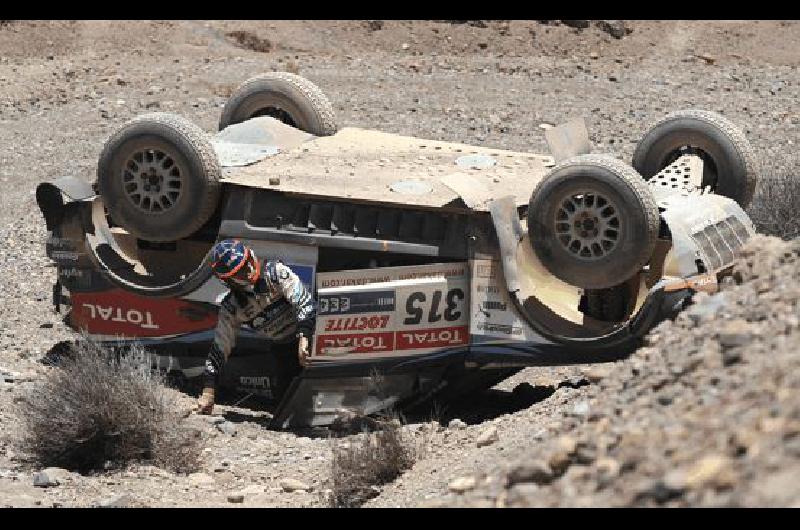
(36, 118), (755, 428)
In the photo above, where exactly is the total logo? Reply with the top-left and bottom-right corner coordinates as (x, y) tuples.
(81, 304), (159, 329)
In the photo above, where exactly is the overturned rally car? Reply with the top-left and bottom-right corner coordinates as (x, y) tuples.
(37, 72), (757, 428)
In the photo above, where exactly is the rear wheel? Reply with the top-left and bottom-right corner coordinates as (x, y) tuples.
(632, 109), (758, 208)
(97, 113), (221, 242)
(528, 154), (659, 290)
(219, 72), (337, 135)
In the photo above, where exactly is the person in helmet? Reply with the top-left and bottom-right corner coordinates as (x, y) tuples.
(196, 239), (315, 414)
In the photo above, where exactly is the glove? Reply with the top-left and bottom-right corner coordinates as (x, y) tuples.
(195, 386), (215, 415)
(297, 334), (311, 367)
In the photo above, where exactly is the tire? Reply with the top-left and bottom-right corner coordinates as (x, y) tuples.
(528, 154), (659, 290)
(632, 109), (758, 208)
(97, 112), (221, 242)
(218, 72), (337, 135)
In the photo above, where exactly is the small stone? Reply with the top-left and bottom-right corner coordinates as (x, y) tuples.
(448, 418), (467, 430)
(449, 475), (477, 493)
(216, 421), (238, 436)
(595, 457), (621, 478)
(722, 349), (742, 367)
(585, 365), (612, 383)
(561, 20), (590, 29)
(33, 471), (58, 488)
(589, 51), (599, 59)
(227, 493), (244, 503)
(476, 426), (499, 447)
(99, 494), (131, 508)
(595, 20), (628, 39)
(188, 472), (215, 486)
(716, 319), (753, 349)
(548, 436), (578, 474)
(268, 177), (280, 186)
(240, 484), (266, 495)
(506, 461), (554, 486)
(684, 455), (737, 490)
(401, 43), (410, 50)
(280, 478), (310, 492)
(572, 401), (591, 417)
(538, 123), (554, 130)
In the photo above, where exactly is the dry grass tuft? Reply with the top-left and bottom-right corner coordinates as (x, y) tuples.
(12, 338), (202, 473)
(327, 413), (416, 508)
(748, 175), (800, 240)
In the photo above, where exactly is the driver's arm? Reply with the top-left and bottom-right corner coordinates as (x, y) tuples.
(203, 295), (240, 388)
(271, 262), (316, 338)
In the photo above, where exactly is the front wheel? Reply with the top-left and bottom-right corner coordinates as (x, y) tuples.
(527, 154), (660, 290)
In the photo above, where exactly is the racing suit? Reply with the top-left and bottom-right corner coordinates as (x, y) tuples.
(202, 260), (316, 393)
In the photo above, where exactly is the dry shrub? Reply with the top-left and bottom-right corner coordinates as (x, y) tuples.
(748, 175), (800, 240)
(13, 338), (202, 473)
(327, 413), (416, 508)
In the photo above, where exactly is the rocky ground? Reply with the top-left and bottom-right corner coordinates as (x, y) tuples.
(0, 20), (798, 507)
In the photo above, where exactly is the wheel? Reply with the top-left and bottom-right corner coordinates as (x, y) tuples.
(632, 109), (758, 208)
(219, 72), (337, 135)
(527, 154), (660, 290)
(97, 112), (221, 242)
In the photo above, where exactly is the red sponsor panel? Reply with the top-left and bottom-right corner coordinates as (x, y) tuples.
(70, 288), (218, 338)
(315, 331), (394, 355)
(395, 325), (469, 350)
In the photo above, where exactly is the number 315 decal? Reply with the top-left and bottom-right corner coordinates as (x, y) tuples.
(403, 288), (465, 325)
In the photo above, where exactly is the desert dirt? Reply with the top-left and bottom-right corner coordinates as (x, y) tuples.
(0, 20), (799, 508)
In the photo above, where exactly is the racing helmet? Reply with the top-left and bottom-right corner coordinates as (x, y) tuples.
(210, 239), (261, 288)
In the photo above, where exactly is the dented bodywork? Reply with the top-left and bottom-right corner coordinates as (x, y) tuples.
(36, 117), (755, 428)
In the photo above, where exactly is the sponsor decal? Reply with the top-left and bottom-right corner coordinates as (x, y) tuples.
(318, 290), (395, 315)
(318, 262), (467, 289)
(475, 263), (496, 279)
(51, 250), (80, 261)
(476, 322), (524, 336)
(477, 284), (500, 294)
(396, 325), (468, 349)
(70, 289), (218, 337)
(239, 376), (271, 390)
(316, 331), (394, 355)
(482, 300), (507, 311)
(323, 314), (390, 332)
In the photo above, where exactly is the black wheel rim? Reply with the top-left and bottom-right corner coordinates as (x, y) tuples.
(554, 190), (621, 260)
(121, 148), (183, 214)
